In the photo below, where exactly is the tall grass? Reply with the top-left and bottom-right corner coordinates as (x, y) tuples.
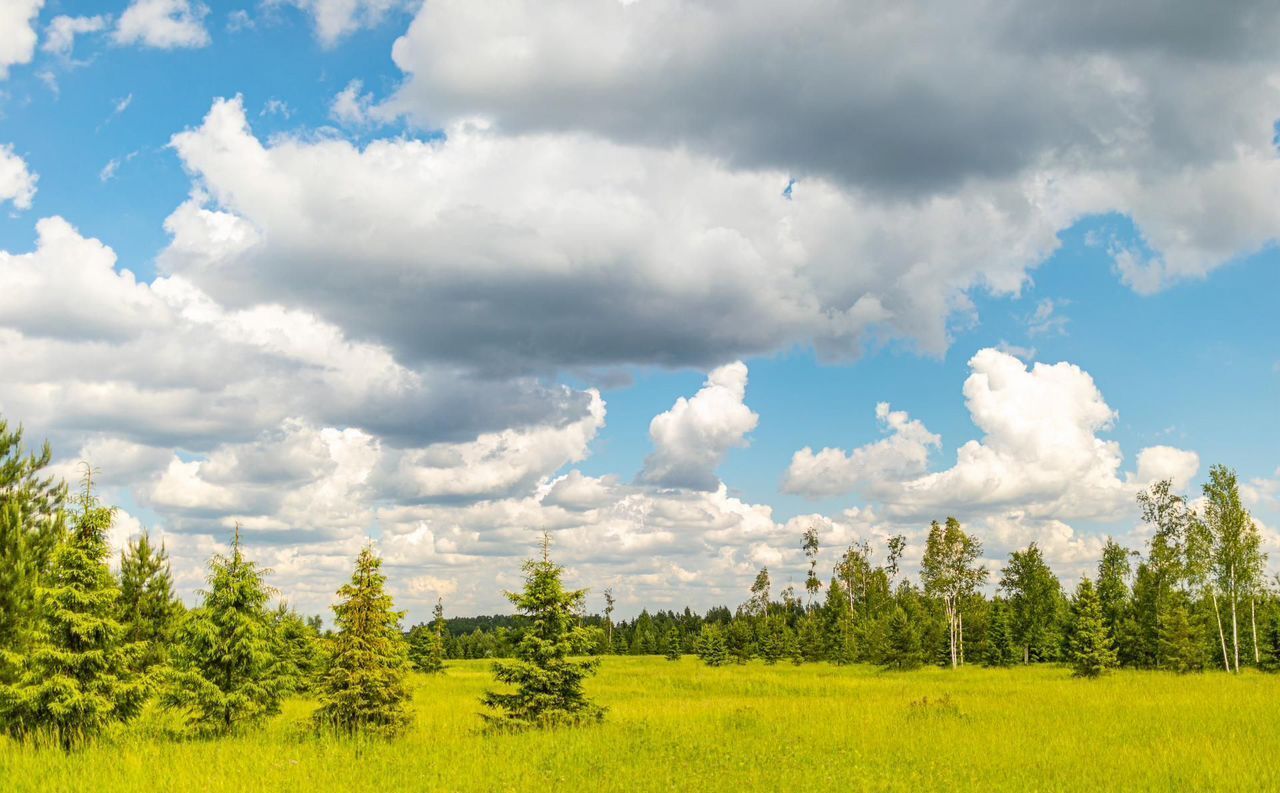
(3, 658), (1277, 791)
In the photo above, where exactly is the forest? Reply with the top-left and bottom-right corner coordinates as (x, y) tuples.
(1, 415), (1277, 789)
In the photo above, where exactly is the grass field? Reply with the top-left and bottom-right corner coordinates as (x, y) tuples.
(3, 657), (1278, 792)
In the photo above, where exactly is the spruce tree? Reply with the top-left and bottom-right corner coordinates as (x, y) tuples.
(695, 623), (729, 667)
(161, 527), (284, 735)
(664, 627), (682, 661)
(408, 599), (447, 674)
(1070, 577), (1118, 678)
(823, 578), (856, 665)
(0, 479), (144, 747)
(482, 535), (604, 730)
(0, 420), (67, 684)
(984, 600), (1014, 667)
(118, 532), (182, 672)
(884, 607), (923, 670)
(314, 548), (412, 736)
(1158, 602), (1204, 674)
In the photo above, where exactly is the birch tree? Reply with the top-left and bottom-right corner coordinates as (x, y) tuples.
(921, 518), (986, 668)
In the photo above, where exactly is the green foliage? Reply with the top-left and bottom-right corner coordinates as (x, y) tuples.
(481, 537), (604, 730)
(0, 420), (67, 684)
(1001, 543), (1064, 663)
(725, 618), (755, 664)
(663, 627), (682, 661)
(161, 529), (284, 736)
(695, 624), (728, 667)
(1070, 578), (1117, 678)
(0, 485), (145, 747)
(314, 548), (412, 736)
(1158, 602), (1205, 674)
(272, 604), (324, 694)
(1096, 539), (1132, 639)
(884, 607), (923, 670)
(408, 600), (447, 675)
(984, 599), (1014, 667)
(118, 532), (181, 672)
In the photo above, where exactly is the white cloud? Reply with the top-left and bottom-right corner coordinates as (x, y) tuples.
(385, 0), (1280, 294)
(640, 362), (758, 490)
(275, 0), (405, 46)
(1025, 298), (1069, 336)
(328, 79), (377, 126)
(783, 403), (940, 498)
(42, 14), (108, 59)
(114, 0), (210, 49)
(785, 348), (1199, 525)
(0, 144), (37, 209)
(0, 0), (42, 78)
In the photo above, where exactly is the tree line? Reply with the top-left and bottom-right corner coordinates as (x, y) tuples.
(0, 415), (1274, 748)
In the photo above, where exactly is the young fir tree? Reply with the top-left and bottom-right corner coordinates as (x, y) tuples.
(313, 548), (412, 736)
(884, 607), (923, 670)
(1069, 577), (1118, 678)
(726, 617), (756, 664)
(482, 535), (604, 730)
(161, 527), (284, 735)
(1157, 602), (1204, 674)
(664, 627), (682, 661)
(823, 578), (856, 665)
(0, 477), (145, 747)
(758, 614), (786, 665)
(695, 623), (729, 667)
(408, 599), (447, 674)
(984, 599), (1014, 667)
(118, 532), (182, 672)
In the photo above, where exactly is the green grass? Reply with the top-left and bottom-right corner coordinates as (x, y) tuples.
(4, 658), (1279, 792)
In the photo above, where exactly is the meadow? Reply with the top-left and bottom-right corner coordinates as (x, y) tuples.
(3, 657), (1278, 792)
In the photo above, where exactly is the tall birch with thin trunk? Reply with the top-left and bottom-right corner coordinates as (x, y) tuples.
(1203, 465), (1264, 673)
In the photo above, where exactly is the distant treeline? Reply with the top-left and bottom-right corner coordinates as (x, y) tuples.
(420, 468), (1275, 677)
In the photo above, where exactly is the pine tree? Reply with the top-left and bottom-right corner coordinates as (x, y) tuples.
(884, 607), (923, 670)
(1070, 577), (1118, 678)
(482, 535), (604, 730)
(118, 532), (182, 672)
(823, 578), (856, 665)
(408, 599), (447, 674)
(161, 527), (284, 735)
(758, 614), (786, 664)
(726, 618), (756, 664)
(0, 479), (145, 747)
(984, 599), (1014, 667)
(695, 624), (729, 667)
(314, 548), (412, 736)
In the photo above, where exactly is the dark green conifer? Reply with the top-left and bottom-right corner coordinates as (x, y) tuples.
(884, 607), (923, 670)
(696, 624), (729, 667)
(482, 535), (603, 730)
(118, 532), (182, 672)
(273, 604), (323, 694)
(1070, 577), (1118, 678)
(408, 599), (447, 674)
(984, 600), (1014, 667)
(1260, 613), (1280, 673)
(664, 627), (682, 661)
(0, 477), (144, 747)
(1158, 602), (1205, 674)
(161, 526), (284, 735)
(314, 548), (412, 736)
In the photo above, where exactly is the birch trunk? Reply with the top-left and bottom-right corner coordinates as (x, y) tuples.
(1252, 597), (1260, 665)
(1230, 567), (1240, 673)
(1212, 590), (1231, 673)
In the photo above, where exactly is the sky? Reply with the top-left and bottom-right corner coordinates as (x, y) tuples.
(0, 0), (1277, 623)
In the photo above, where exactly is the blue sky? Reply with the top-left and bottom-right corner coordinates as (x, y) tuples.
(1, 0), (1277, 619)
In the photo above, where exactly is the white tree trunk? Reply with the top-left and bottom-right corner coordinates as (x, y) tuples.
(1252, 597), (1260, 665)
(1230, 568), (1240, 674)
(958, 610), (965, 666)
(1212, 590), (1231, 673)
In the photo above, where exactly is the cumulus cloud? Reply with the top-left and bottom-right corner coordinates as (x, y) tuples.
(42, 15), (108, 59)
(0, 145), (37, 209)
(640, 362), (758, 491)
(785, 348), (1200, 524)
(783, 403), (940, 498)
(385, 0), (1280, 293)
(162, 96), (1102, 373)
(113, 0), (210, 49)
(0, 0), (42, 78)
